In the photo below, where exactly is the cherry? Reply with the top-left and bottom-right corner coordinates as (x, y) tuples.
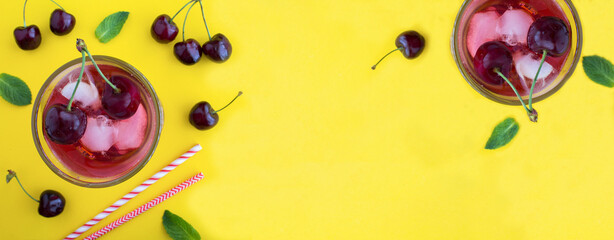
(6, 170), (66, 218)
(151, 14), (179, 43)
(44, 104), (87, 145)
(189, 91), (242, 130)
(14, 0), (42, 50)
(473, 41), (538, 122)
(189, 102), (217, 130)
(396, 31), (425, 59)
(39, 190), (66, 217)
(74, 39), (139, 120)
(151, 0), (198, 43)
(14, 25), (41, 50)
(195, 0), (232, 63)
(473, 41), (513, 85)
(524, 16), (569, 122)
(527, 16), (570, 57)
(372, 30), (425, 70)
(203, 33), (232, 62)
(101, 75), (141, 120)
(49, 9), (75, 36)
(174, 39), (203, 65)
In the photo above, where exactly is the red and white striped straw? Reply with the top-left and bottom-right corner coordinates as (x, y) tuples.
(64, 144), (202, 240)
(83, 172), (204, 240)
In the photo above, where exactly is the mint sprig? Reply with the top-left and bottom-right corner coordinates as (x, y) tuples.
(485, 118), (519, 150)
(0, 73), (32, 106)
(95, 11), (129, 43)
(163, 210), (201, 240)
(583, 55), (614, 88)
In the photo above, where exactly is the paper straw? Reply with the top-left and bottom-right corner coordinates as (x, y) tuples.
(84, 172), (204, 240)
(64, 144), (202, 240)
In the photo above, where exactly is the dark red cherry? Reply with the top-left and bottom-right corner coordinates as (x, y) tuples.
(189, 102), (218, 130)
(38, 190), (65, 217)
(396, 30), (425, 59)
(527, 16), (570, 57)
(203, 33), (232, 63)
(189, 92), (242, 130)
(174, 39), (202, 65)
(50, 9), (76, 36)
(371, 30), (425, 70)
(44, 104), (87, 145)
(6, 171), (66, 218)
(473, 41), (513, 85)
(151, 14), (179, 43)
(101, 76), (141, 120)
(13, 25), (41, 50)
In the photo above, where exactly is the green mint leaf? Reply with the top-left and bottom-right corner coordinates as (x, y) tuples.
(583, 55), (614, 88)
(485, 117), (519, 150)
(0, 73), (32, 106)
(95, 11), (129, 43)
(163, 210), (201, 240)
(6, 170), (16, 184)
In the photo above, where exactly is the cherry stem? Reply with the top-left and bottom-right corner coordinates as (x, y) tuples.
(22, 0), (28, 27)
(528, 49), (547, 111)
(198, 0), (212, 40)
(171, 0), (195, 22)
(494, 69), (532, 115)
(83, 48), (120, 93)
(212, 91), (243, 114)
(48, 0), (65, 11)
(371, 47), (403, 70)
(67, 51), (86, 112)
(182, 1), (199, 42)
(11, 173), (39, 203)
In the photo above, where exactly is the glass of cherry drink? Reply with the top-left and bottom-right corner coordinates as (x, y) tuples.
(452, 0), (582, 105)
(32, 56), (163, 187)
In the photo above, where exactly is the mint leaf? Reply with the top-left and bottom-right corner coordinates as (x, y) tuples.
(95, 11), (129, 43)
(0, 73), (32, 106)
(583, 55), (614, 87)
(163, 210), (201, 240)
(485, 118), (519, 150)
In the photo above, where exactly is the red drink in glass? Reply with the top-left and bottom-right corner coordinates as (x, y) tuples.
(452, 0), (582, 104)
(33, 56), (162, 187)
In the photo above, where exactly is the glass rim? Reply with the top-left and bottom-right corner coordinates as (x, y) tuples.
(451, 0), (583, 106)
(31, 55), (164, 188)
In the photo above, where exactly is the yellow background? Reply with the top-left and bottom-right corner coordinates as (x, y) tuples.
(1, 0), (613, 239)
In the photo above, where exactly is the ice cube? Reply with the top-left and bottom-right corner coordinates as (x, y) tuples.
(114, 104), (147, 150)
(496, 9), (534, 46)
(80, 115), (117, 152)
(60, 69), (101, 109)
(467, 10), (500, 57)
(514, 52), (555, 89)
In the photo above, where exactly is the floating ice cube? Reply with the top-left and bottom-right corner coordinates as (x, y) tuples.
(114, 104), (147, 151)
(60, 70), (101, 109)
(467, 10), (500, 57)
(80, 115), (117, 152)
(496, 9), (534, 46)
(514, 52), (555, 90)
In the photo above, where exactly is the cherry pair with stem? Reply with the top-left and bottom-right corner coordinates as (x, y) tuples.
(7, 170), (65, 217)
(14, 0), (76, 50)
(44, 39), (141, 145)
(474, 16), (570, 122)
(151, 0), (232, 65)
